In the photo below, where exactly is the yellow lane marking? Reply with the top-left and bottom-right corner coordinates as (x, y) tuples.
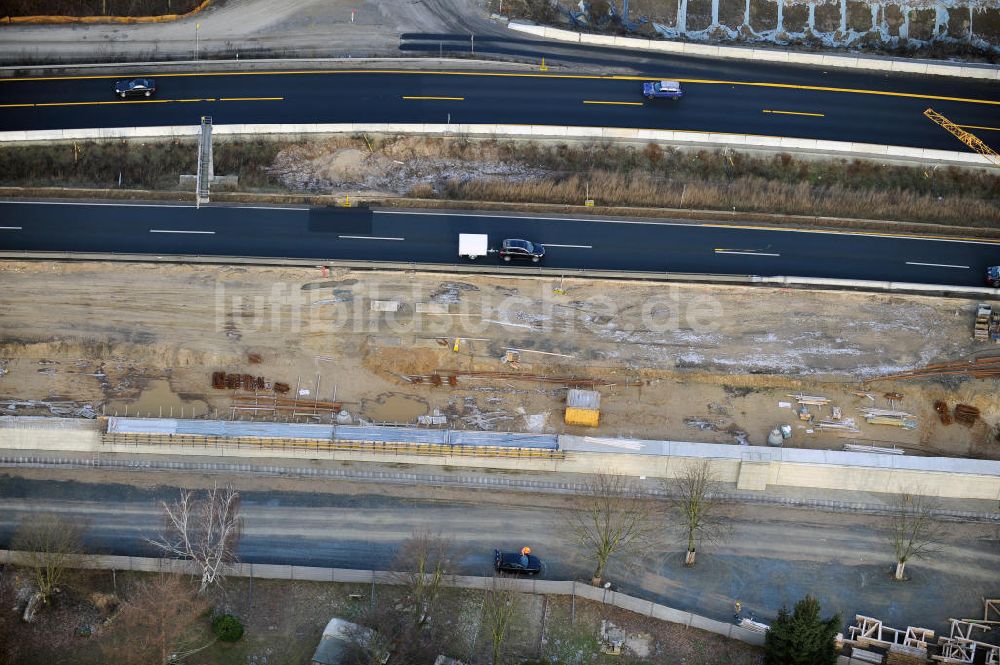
(0, 97), (286, 109)
(957, 123), (1000, 132)
(762, 109), (825, 117)
(3, 69), (997, 107)
(583, 99), (643, 106)
(402, 95), (464, 101)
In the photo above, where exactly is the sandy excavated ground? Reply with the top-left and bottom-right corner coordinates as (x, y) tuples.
(0, 0), (500, 63)
(0, 260), (997, 458)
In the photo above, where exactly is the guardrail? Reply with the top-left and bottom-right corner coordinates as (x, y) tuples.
(0, 549), (766, 646)
(0, 122), (990, 167)
(102, 432), (567, 460)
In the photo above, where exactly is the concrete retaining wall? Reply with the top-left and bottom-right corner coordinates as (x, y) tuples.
(0, 122), (989, 168)
(509, 22), (1000, 81)
(2, 417), (999, 500)
(0, 549), (766, 646)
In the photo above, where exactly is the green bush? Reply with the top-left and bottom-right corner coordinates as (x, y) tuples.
(212, 614), (244, 642)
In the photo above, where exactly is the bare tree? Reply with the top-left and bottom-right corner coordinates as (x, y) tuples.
(99, 573), (211, 665)
(390, 530), (455, 630)
(568, 472), (659, 586)
(147, 485), (242, 593)
(889, 490), (942, 580)
(482, 573), (519, 665)
(11, 512), (84, 606)
(668, 460), (730, 566)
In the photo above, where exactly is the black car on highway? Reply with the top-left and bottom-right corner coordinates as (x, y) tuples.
(494, 547), (542, 575)
(499, 238), (545, 263)
(114, 78), (157, 99)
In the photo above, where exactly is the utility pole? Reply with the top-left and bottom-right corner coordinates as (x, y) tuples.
(195, 23), (200, 60)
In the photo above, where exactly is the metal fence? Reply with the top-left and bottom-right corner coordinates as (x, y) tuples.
(0, 549), (765, 646)
(101, 432), (566, 460)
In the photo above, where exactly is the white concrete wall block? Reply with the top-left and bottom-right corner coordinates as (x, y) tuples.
(751, 48), (790, 62)
(508, 21), (547, 36)
(580, 33), (618, 46)
(647, 40), (687, 53)
(822, 55), (857, 68)
(602, 127), (641, 139)
(544, 27), (581, 42)
(614, 36), (651, 49)
(681, 43), (722, 57)
(890, 60), (928, 74)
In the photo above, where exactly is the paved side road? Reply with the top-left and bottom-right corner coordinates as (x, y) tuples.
(0, 468), (997, 636)
(0, 0), (501, 64)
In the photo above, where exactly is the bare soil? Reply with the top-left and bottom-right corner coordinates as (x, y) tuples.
(749, 0), (779, 32)
(0, 0), (203, 17)
(1, 260), (997, 459)
(814, 1), (842, 33)
(686, 0), (714, 30)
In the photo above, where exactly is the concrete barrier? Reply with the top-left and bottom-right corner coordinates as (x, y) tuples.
(508, 21), (1000, 80)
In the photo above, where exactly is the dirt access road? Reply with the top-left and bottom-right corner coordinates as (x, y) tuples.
(0, 0), (501, 64)
(0, 260), (996, 457)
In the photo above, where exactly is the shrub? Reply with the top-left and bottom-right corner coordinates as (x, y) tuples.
(212, 614), (244, 642)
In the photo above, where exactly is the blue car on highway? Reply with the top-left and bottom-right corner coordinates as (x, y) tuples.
(643, 80), (683, 101)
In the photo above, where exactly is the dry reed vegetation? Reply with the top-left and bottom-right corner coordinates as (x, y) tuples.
(0, 0), (203, 16)
(0, 135), (996, 227)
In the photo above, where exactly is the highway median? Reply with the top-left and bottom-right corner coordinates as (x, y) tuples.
(0, 133), (997, 237)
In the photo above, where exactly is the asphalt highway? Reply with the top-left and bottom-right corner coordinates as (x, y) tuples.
(0, 200), (997, 286)
(1, 68), (998, 152)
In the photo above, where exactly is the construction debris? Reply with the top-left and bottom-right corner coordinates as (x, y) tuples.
(973, 303), (999, 343)
(953, 404), (980, 427)
(212, 372), (267, 391)
(860, 408), (917, 429)
(817, 418), (859, 433)
(788, 394), (831, 406)
(843, 443), (904, 455)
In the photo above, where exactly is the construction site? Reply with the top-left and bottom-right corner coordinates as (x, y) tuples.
(0, 259), (997, 459)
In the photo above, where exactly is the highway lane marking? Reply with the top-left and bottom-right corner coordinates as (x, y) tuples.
(0, 97), (284, 109)
(583, 100), (643, 106)
(4, 70), (997, 107)
(0, 226), (22, 230)
(402, 96), (464, 101)
(542, 243), (592, 248)
(957, 123), (1000, 132)
(762, 109), (825, 117)
(149, 229), (216, 234)
(715, 249), (781, 257)
(375, 210), (1000, 246)
(906, 262), (969, 269)
(220, 97), (284, 102)
(338, 235), (405, 241)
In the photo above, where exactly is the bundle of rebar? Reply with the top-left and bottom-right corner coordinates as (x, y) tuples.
(869, 355), (1000, 381)
(954, 404), (980, 427)
(933, 400), (952, 425)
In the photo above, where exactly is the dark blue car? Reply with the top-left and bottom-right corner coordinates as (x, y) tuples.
(643, 80), (683, 100)
(494, 548), (542, 575)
